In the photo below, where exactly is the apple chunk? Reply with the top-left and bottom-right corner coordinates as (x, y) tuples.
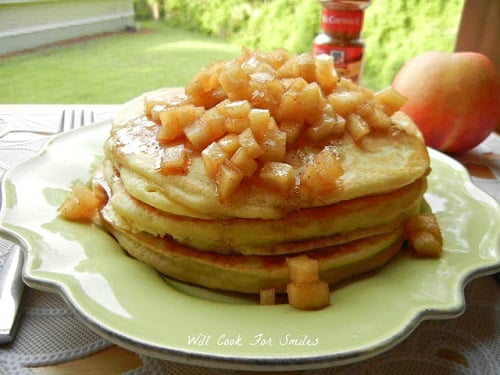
(218, 61), (251, 101)
(184, 118), (215, 150)
(328, 89), (366, 118)
(373, 86), (407, 115)
(249, 108), (271, 141)
(58, 183), (100, 222)
(218, 134), (240, 157)
(286, 255), (330, 310)
(158, 144), (188, 175)
(259, 128), (287, 162)
(300, 148), (343, 194)
(287, 281), (330, 310)
(346, 112), (370, 142)
(157, 105), (204, 142)
(231, 147), (259, 177)
(404, 213), (443, 257)
(238, 128), (264, 159)
(201, 142), (227, 178)
(286, 255), (319, 283)
(259, 162), (295, 191)
(215, 160), (244, 201)
(314, 54), (338, 94)
(259, 288), (276, 305)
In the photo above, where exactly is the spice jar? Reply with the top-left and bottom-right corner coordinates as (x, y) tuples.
(312, 0), (370, 84)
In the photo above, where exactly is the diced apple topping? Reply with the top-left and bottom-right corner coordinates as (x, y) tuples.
(150, 105), (165, 123)
(259, 129), (287, 162)
(280, 120), (303, 145)
(183, 118), (215, 150)
(314, 54), (338, 94)
(158, 144), (188, 175)
(315, 148), (344, 183)
(373, 86), (408, 115)
(144, 92), (190, 118)
(218, 61), (252, 101)
(58, 183), (100, 222)
(297, 82), (324, 123)
(259, 162), (295, 191)
(300, 164), (322, 195)
(219, 99), (251, 119)
(238, 128), (264, 159)
(287, 281), (331, 311)
(287, 255), (320, 283)
(404, 213), (443, 257)
(249, 108), (271, 141)
(231, 147), (259, 177)
(144, 49), (410, 200)
(259, 288), (276, 305)
(201, 142), (226, 178)
(144, 96), (167, 118)
(203, 108), (227, 140)
(215, 160), (244, 201)
(328, 87), (367, 118)
(286, 255), (330, 310)
(301, 148), (343, 195)
(277, 53), (316, 83)
(185, 60), (227, 108)
(157, 105), (204, 142)
(356, 102), (392, 131)
(217, 134), (240, 157)
(346, 112), (370, 142)
(277, 78), (309, 122)
(307, 112), (337, 142)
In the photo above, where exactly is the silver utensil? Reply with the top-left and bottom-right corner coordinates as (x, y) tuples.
(0, 243), (24, 344)
(0, 109), (95, 139)
(0, 109), (94, 344)
(58, 109), (95, 133)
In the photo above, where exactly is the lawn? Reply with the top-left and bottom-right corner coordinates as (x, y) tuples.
(0, 22), (241, 104)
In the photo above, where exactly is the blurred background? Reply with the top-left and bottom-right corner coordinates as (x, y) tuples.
(0, 0), (465, 103)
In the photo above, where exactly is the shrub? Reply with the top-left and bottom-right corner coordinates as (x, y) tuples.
(133, 0), (154, 20)
(137, 0), (464, 89)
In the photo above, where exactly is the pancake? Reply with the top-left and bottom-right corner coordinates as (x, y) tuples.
(99, 162), (425, 255)
(78, 49), (440, 297)
(105, 92), (429, 219)
(100, 209), (405, 294)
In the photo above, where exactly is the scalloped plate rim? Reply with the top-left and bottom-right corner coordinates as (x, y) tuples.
(0, 120), (499, 372)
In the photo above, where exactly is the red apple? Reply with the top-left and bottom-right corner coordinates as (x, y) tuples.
(392, 51), (499, 153)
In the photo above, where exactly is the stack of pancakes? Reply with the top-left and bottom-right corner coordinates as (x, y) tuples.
(95, 50), (431, 294)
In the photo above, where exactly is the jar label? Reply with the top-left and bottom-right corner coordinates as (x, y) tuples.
(312, 44), (363, 83)
(320, 9), (364, 36)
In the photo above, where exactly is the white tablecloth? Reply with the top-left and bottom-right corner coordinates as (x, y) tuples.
(0, 105), (499, 375)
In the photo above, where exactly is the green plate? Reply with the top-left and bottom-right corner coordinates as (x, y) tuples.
(1, 121), (499, 371)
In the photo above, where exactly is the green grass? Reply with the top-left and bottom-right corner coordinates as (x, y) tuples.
(0, 22), (240, 103)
